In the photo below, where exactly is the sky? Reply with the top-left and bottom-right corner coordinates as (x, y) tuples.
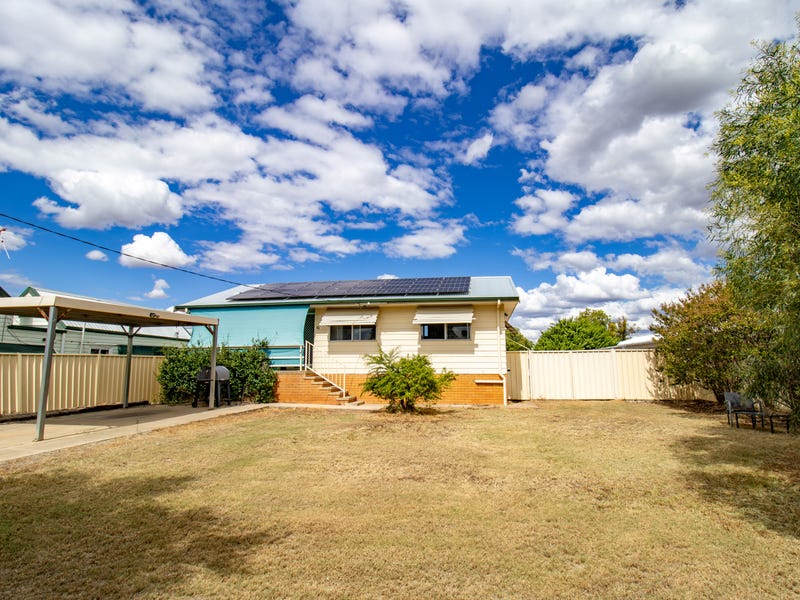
(0, 0), (795, 340)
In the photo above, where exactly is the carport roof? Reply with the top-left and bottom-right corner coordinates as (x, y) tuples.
(0, 294), (220, 442)
(0, 294), (218, 328)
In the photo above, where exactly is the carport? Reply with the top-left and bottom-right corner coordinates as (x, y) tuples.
(0, 294), (219, 441)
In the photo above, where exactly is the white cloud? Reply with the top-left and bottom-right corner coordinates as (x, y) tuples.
(510, 242), (715, 340)
(511, 190), (577, 236)
(145, 278), (170, 299)
(0, 0), (217, 115)
(0, 226), (29, 252)
(288, 248), (324, 263)
(0, 111), (450, 251)
(513, 248), (601, 273)
(34, 170), (183, 230)
(384, 219), (467, 259)
(229, 74), (274, 106)
(259, 95), (373, 145)
(489, 84), (548, 148)
(377, 273), (398, 279)
(608, 246), (711, 287)
(197, 240), (280, 273)
(0, 271), (33, 290)
(0, 0), (794, 285)
(86, 250), (108, 262)
(514, 243), (712, 288)
(120, 232), (196, 269)
(462, 132), (493, 165)
(0, 93), (74, 135)
(512, 268), (687, 341)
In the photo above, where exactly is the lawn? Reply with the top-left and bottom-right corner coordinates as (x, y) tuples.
(1, 401), (799, 599)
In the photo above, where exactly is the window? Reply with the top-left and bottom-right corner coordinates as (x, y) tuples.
(90, 347), (111, 355)
(420, 323), (471, 340)
(330, 324), (376, 341)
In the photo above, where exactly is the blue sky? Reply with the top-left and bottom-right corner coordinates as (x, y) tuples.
(0, 0), (795, 339)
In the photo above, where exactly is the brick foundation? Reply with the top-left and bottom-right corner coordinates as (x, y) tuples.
(275, 371), (505, 405)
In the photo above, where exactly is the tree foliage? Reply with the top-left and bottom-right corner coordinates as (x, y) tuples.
(651, 280), (763, 404)
(534, 309), (621, 351)
(506, 323), (534, 351)
(361, 347), (456, 413)
(608, 316), (637, 342)
(158, 339), (277, 404)
(709, 25), (800, 424)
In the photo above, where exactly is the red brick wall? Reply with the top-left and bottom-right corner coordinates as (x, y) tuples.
(275, 371), (504, 405)
(274, 371), (343, 405)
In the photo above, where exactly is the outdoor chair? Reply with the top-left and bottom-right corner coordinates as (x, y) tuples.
(724, 391), (765, 429)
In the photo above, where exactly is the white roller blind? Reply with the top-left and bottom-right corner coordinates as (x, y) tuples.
(319, 308), (379, 326)
(412, 305), (474, 324)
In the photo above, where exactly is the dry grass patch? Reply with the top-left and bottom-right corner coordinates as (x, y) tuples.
(1, 401), (799, 599)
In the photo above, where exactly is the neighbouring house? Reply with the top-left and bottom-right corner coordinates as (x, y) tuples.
(614, 333), (657, 350)
(178, 276), (519, 405)
(0, 287), (191, 354)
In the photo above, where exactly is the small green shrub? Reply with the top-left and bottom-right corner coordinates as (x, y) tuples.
(219, 340), (277, 403)
(158, 345), (210, 404)
(157, 339), (277, 404)
(362, 347), (456, 413)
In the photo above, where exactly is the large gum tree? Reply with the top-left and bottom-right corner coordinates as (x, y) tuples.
(710, 23), (800, 425)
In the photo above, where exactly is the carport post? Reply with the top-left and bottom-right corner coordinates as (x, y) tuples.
(34, 305), (59, 442)
(122, 326), (136, 409)
(207, 324), (218, 410)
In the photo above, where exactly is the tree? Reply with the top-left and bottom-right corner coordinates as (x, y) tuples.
(709, 25), (800, 424)
(361, 347), (456, 413)
(506, 323), (534, 351)
(608, 316), (637, 342)
(534, 309), (620, 350)
(650, 280), (762, 404)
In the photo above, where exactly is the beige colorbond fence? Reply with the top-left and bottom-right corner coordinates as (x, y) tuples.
(507, 349), (713, 401)
(0, 354), (165, 416)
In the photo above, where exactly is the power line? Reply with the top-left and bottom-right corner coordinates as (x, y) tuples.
(0, 212), (261, 291)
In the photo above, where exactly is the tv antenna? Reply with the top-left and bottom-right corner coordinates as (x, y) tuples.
(0, 227), (10, 259)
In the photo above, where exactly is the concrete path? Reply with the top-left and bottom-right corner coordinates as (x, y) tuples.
(0, 402), (384, 464)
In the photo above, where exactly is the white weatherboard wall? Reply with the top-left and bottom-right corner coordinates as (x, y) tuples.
(313, 303), (507, 375)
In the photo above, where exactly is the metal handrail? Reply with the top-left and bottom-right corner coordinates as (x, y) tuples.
(304, 341), (347, 398)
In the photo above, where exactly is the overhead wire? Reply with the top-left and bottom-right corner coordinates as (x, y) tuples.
(0, 211), (264, 291)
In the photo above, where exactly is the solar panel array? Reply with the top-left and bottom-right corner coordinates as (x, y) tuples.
(229, 277), (471, 301)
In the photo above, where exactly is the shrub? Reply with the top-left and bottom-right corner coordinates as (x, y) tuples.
(219, 340), (278, 403)
(157, 339), (277, 404)
(362, 347), (456, 413)
(158, 345), (210, 404)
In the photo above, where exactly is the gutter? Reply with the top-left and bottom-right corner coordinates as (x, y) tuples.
(176, 295), (520, 311)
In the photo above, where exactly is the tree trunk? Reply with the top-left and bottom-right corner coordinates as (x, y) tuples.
(713, 389), (726, 405)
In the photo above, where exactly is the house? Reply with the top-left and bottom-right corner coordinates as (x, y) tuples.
(178, 276), (519, 405)
(614, 333), (657, 350)
(0, 287), (191, 354)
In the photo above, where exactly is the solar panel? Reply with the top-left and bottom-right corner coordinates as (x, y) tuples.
(229, 277), (471, 301)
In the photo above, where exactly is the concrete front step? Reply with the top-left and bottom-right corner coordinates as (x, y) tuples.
(338, 396), (363, 406)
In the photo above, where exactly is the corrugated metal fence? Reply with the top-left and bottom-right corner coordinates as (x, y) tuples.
(2, 350), (710, 414)
(0, 354), (165, 416)
(507, 349), (712, 401)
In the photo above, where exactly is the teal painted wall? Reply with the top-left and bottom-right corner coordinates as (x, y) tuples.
(189, 305), (310, 366)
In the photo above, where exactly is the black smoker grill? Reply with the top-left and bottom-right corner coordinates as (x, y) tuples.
(193, 366), (232, 407)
